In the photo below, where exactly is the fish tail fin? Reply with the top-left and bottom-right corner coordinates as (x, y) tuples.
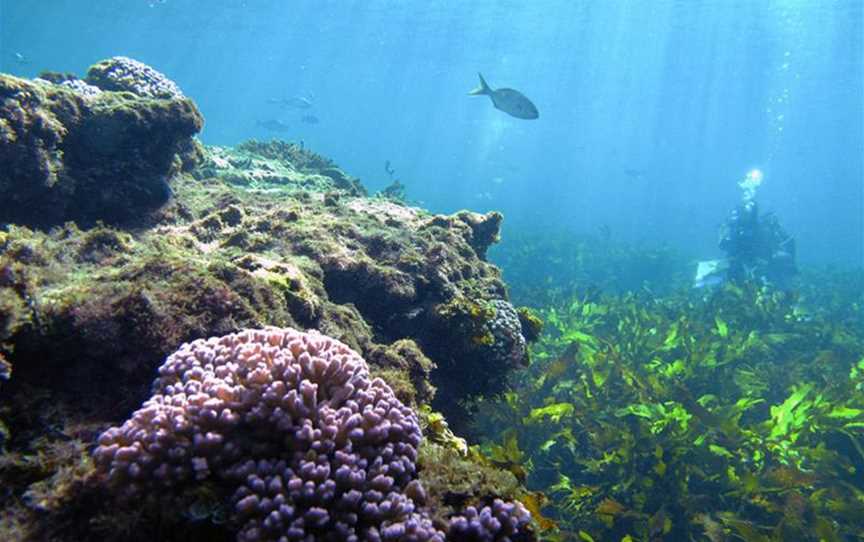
(468, 72), (491, 96)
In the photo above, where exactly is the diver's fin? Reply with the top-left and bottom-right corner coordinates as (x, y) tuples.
(468, 73), (491, 96)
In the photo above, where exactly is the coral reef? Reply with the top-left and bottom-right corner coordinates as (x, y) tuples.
(422, 294), (529, 433)
(0, 228), (38, 381)
(417, 442), (525, 522)
(0, 58), (202, 227)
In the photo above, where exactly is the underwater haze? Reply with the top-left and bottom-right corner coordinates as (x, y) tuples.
(4, 2), (864, 541)
(2, 0), (861, 266)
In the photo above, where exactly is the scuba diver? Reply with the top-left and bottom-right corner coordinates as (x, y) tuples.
(695, 169), (797, 289)
(718, 200), (797, 287)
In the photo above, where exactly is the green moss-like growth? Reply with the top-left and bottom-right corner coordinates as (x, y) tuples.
(517, 306), (543, 342)
(0, 228), (39, 366)
(76, 225), (134, 263)
(418, 442), (525, 524)
(0, 283), (29, 350)
(367, 339), (437, 407)
(0, 70), (203, 227)
(236, 138), (334, 171)
(194, 144), (366, 196)
(0, 223), (297, 421)
(435, 295), (496, 348)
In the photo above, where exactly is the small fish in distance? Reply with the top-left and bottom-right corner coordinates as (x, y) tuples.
(267, 96), (313, 109)
(256, 119), (291, 133)
(469, 73), (538, 120)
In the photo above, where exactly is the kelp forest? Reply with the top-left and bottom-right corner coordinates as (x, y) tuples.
(480, 233), (864, 541)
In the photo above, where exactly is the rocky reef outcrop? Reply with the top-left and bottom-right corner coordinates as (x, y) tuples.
(0, 58), (540, 541)
(0, 141), (531, 426)
(0, 56), (203, 227)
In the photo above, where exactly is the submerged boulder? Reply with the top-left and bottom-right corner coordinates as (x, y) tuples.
(0, 57), (203, 227)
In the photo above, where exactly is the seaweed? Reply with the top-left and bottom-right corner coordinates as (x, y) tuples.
(235, 138), (334, 171)
(471, 268), (864, 541)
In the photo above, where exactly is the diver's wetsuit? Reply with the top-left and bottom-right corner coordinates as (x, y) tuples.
(719, 202), (796, 287)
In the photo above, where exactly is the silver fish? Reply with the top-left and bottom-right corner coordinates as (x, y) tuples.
(469, 73), (538, 120)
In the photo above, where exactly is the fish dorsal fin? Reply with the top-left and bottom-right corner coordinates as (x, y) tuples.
(468, 73), (492, 96)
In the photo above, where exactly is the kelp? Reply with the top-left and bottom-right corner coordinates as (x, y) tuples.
(470, 268), (864, 541)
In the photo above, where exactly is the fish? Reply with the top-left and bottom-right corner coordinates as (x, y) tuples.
(469, 73), (538, 120)
(256, 119), (291, 133)
(13, 52), (31, 65)
(384, 160), (396, 178)
(300, 114), (319, 125)
(624, 168), (647, 179)
(267, 96), (314, 109)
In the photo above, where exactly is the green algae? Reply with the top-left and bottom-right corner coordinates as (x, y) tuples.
(473, 269), (864, 541)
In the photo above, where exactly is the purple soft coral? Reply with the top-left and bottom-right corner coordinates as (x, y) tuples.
(448, 499), (533, 542)
(94, 327), (439, 540)
(94, 327), (532, 541)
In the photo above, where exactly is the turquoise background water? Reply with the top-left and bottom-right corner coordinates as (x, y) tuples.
(2, 0), (861, 266)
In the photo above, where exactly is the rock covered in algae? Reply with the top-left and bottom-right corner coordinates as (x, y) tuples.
(0, 150), (533, 422)
(0, 58), (203, 227)
(198, 142), (366, 197)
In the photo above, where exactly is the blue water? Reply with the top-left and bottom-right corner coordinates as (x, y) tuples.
(2, 0), (861, 266)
